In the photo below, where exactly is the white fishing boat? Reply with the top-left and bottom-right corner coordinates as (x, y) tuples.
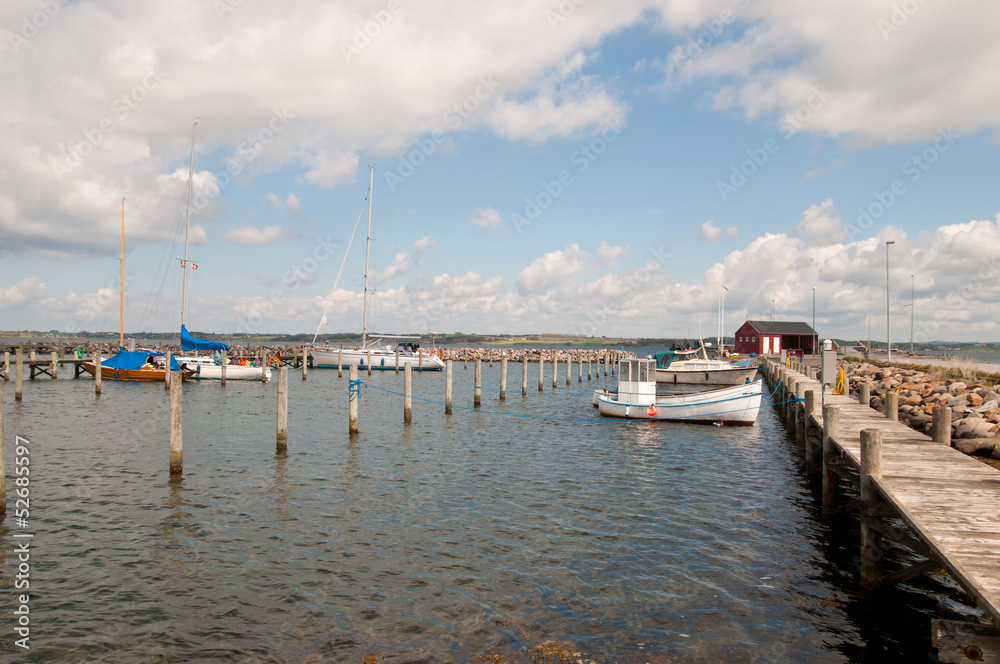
(309, 166), (444, 372)
(653, 344), (757, 386)
(594, 357), (763, 425)
(172, 122), (270, 381)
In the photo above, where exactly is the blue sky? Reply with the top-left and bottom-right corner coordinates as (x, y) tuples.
(2, 0), (998, 342)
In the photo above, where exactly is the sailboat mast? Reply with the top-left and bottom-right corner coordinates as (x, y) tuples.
(181, 121), (197, 327)
(361, 166), (373, 347)
(120, 196), (125, 348)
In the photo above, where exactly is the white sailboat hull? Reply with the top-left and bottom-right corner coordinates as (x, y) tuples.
(594, 379), (763, 425)
(311, 347), (445, 371)
(176, 355), (271, 381)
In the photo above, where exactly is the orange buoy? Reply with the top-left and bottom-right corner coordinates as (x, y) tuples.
(646, 405), (657, 417)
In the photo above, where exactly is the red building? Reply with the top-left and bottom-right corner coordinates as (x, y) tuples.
(734, 320), (818, 356)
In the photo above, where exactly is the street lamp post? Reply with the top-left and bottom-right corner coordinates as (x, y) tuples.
(812, 286), (816, 356)
(886, 240), (895, 360)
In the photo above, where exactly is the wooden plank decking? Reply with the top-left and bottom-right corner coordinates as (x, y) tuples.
(771, 361), (1000, 628)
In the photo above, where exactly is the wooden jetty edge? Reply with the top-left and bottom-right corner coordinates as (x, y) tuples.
(763, 359), (1000, 662)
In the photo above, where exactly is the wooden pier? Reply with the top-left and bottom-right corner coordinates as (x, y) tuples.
(763, 359), (1000, 662)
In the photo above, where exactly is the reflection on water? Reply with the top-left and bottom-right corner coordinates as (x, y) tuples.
(0, 364), (980, 662)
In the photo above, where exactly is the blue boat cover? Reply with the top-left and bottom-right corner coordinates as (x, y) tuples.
(181, 324), (230, 352)
(102, 349), (182, 371)
(654, 351), (676, 369)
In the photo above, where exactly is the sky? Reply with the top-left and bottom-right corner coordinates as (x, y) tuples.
(1, 0), (998, 343)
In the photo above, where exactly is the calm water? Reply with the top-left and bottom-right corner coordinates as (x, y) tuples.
(0, 362), (981, 663)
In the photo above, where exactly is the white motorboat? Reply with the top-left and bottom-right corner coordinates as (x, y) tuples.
(595, 357), (763, 425)
(654, 345), (758, 386)
(308, 166), (443, 372)
(178, 348), (271, 381)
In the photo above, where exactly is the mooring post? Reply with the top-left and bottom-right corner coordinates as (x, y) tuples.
(803, 390), (817, 473)
(587, 358), (592, 380)
(603, 352), (607, 376)
(15, 347), (23, 402)
(3, 351), (9, 382)
(794, 382), (806, 449)
(169, 371), (183, 475)
(521, 355), (527, 395)
(276, 366), (288, 453)
(403, 364), (412, 423)
(552, 354), (558, 388)
(474, 359), (482, 407)
(822, 404), (841, 514)
(50, 351), (58, 380)
(395, 347), (400, 374)
(785, 376), (797, 428)
(349, 364), (359, 434)
(500, 357), (507, 401)
(859, 382), (870, 408)
(418, 350), (423, 372)
(932, 406), (952, 447)
(0, 383), (5, 513)
(93, 350), (102, 396)
(566, 354), (571, 386)
(366, 351), (372, 376)
(445, 360), (453, 414)
(165, 353), (173, 390)
(301, 346), (307, 381)
(860, 428), (883, 591)
(538, 357), (544, 392)
(884, 391), (898, 421)
(338, 347), (343, 378)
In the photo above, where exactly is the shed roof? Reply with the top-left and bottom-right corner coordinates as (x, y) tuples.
(744, 320), (816, 335)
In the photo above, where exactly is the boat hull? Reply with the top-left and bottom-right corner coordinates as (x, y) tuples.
(193, 363), (271, 381)
(595, 380), (763, 425)
(311, 348), (445, 371)
(654, 365), (758, 386)
(81, 362), (194, 382)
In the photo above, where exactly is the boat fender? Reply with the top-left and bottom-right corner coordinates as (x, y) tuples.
(705, 372), (710, 381)
(380, 358), (385, 366)
(360, 358), (364, 366)
(646, 405), (656, 417)
(75, 346), (85, 359)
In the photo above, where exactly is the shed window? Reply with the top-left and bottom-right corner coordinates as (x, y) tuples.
(752, 337), (756, 342)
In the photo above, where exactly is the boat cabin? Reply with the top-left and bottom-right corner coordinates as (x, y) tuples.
(617, 358), (657, 406)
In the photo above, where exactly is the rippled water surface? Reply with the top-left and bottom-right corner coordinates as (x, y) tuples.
(0, 363), (980, 662)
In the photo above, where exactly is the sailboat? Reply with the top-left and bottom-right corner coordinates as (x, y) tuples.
(173, 122), (271, 381)
(81, 197), (194, 382)
(310, 166), (445, 371)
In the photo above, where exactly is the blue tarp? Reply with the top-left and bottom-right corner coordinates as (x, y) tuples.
(181, 324), (229, 352)
(102, 349), (181, 371)
(653, 350), (676, 369)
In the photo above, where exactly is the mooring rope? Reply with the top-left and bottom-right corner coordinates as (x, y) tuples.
(357, 380), (802, 423)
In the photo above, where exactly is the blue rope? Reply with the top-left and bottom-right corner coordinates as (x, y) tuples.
(358, 381), (798, 423)
(348, 378), (363, 402)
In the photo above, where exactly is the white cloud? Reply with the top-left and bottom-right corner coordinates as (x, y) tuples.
(790, 199), (849, 246)
(0, 276), (47, 309)
(222, 225), (283, 245)
(378, 251), (409, 284)
(597, 241), (627, 266)
(413, 235), (436, 260)
(515, 244), (590, 294)
(700, 219), (738, 242)
(470, 207), (504, 229)
(285, 193), (301, 212)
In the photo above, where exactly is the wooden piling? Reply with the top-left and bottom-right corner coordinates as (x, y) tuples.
(794, 382), (806, 449)
(165, 353), (172, 390)
(349, 364), (359, 434)
(169, 372), (182, 475)
(445, 360), (453, 414)
(552, 355), (558, 388)
(366, 351), (372, 376)
(474, 359), (482, 407)
(3, 351), (8, 382)
(418, 350), (423, 372)
(301, 346), (308, 381)
(884, 391), (898, 421)
(395, 347), (400, 374)
(578, 353), (583, 382)
(784, 375), (797, 427)
(94, 350), (102, 396)
(859, 382), (870, 408)
(338, 347), (343, 378)
(587, 359), (591, 381)
(0, 382), (5, 514)
(220, 350), (227, 385)
(50, 351), (58, 380)
(860, 428), (883, 590)
(15, 347), (23, 402)
(822, 404), (841, 514)
(276, 366), (288, 453)
(521, 355), (528, 395)
(803, 390), (817, 474)
(500, 357), (507, 401)
(538, 358), (544, 392)
(403, 364), (412, 422)
(29, 351), (35, 362)
(566, 354), (571, 386)
(932, 406), (952, 447)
